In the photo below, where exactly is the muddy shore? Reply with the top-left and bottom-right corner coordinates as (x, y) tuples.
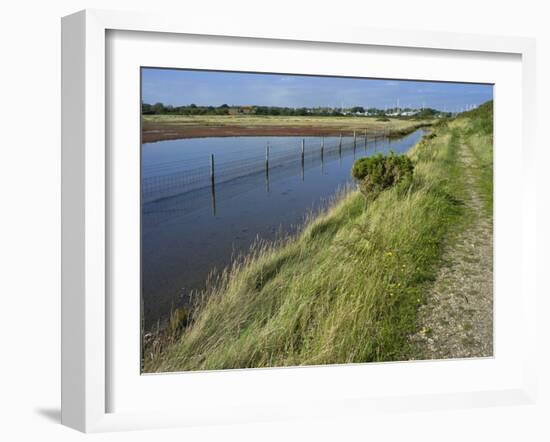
(142, 122), (385, 143)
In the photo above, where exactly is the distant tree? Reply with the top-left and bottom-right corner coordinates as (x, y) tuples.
(141, 103), (153, 114)
(416, 108), (438, 118)
(367, 107), (384, 116)
(254, 106), (268, 115)
(152, 102), (165, 114)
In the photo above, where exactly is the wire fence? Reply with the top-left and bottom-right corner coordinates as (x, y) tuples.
(142, 131), (388, 205)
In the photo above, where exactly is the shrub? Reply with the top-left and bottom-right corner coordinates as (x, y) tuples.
(351, 152), (414, 198)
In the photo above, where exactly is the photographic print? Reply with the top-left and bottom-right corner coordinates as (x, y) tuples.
(140, 68), (493, 373)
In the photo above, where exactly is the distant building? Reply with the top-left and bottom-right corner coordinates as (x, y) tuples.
(239, 106), (253, 114)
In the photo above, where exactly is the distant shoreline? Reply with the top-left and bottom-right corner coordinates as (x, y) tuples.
(141, 115), (433, 143)
(143, 124), (380, 143)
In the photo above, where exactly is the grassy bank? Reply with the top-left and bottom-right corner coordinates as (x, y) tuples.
(144, 106), (492, 372)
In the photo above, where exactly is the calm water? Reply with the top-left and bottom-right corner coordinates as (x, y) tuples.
(141, 130), (426, 330)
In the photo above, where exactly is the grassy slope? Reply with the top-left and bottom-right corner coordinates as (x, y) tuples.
(145, 105), (492, 372)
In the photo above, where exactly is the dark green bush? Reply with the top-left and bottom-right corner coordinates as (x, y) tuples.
(351, 152), (414, 198)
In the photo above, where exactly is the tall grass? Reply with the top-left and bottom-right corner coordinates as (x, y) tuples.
(459, 100), (493, 214)
(144, 118), (481, 372)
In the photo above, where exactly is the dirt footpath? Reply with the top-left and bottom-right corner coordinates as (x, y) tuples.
(410, 134), (493, 360)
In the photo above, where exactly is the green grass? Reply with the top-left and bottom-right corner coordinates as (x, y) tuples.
(459, 101), (494, 215)
(144, 107), (493, 373)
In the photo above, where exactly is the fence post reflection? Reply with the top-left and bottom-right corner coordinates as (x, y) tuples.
(301, 139), (305, 181)
(210, 153), (216, 215)
(339, 133), (342, 164)
(266, 143), (270, 193)
(321, 137), (324, 171)
(211, 180), (217, 216)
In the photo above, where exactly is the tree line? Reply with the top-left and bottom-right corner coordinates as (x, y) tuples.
(142, 102), (444, 118)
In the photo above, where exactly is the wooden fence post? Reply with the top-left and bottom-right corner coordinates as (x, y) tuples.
(210, 153), (215, 186)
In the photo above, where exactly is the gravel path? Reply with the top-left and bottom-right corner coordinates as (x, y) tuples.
(410, 133), (493, 359)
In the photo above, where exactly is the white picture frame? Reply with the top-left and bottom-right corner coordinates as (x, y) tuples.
(61, 9), (537, 433)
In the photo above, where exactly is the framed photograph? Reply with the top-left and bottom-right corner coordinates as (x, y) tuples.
(61, 9), (537, 432)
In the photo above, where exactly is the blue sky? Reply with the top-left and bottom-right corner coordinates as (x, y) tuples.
(142, 68), (493, 112)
